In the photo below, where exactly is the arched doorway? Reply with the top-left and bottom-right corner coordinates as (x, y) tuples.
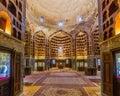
(33, 31), (46, 71)
(0, 11), (11, 35)
(49, 31), (72, 69)
(76, 32), (88, 71)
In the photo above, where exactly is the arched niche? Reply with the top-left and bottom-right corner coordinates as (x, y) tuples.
(103, 31), (107, 40)
(103, 11), (107, 22)
(34, 31), (46, 59)
(109, 1), (119, 16)
(12, 28), (17, 38)
(109, 28), (114, 37)
(18, 31), (21, 40)
(76, 32), (88, 57)
(115, 12), (120, 35)
(18, 12), (22, 22)
(75, 31), (88, 70)
(19, 2), (22, 11)
(1, 0), (7, 7)
(16, 0), (18, 5)
(49, 31), (72, 59)
(0, 11), (11, 35)
(8, 1), (16, 16)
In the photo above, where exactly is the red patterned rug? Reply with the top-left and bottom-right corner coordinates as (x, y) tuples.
(24, 72), (49, 85)
(34, 86), (87, 96)
(22, 70), (101, 96)
(89, 79), (101, 83)
(34, 71), (94, 87)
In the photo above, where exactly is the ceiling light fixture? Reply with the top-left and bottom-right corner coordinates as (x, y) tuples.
(77, 16), (84, 23)
(39, 16), (44, 23)
(58, 20), (64, 27)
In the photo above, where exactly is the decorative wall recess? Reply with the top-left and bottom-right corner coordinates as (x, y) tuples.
(34, 32), (46, 59)
(102, 0), (119, 40)
(50, 32), (72, 59)
(92, 27), (100, 55)
(0, 11), (11, 35)
(0, 0), (26, 40)
(76, 32), (88, 57)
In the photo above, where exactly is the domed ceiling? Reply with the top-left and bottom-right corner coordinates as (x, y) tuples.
(26, 0), (97, 35)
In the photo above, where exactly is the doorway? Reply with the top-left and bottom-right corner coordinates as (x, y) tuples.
(113, 50), (120, 96)
(0, 47), (12, 96)
(56, 60), (65, 69)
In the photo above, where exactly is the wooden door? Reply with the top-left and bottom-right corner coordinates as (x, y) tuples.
(13, 52), (21, 96)
(102, 52), (113, 96)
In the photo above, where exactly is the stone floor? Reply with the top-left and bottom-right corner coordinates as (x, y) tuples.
(21, 68), (101, 96)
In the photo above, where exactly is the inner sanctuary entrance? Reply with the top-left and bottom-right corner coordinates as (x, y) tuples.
(50, 59), (72, 68)
(49, 31), (73, 69)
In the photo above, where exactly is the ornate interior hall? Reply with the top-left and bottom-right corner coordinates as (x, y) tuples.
(0, 0), (120, 96)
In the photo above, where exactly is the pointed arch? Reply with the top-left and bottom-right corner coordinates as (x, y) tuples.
(49, 30), (72, 40)
(75, 31), (88, 58)
(8, 1), (16, 16)
(0, 11), (12, 35)
(115, 12), (120, 35)
(33, 31), (46, 59)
